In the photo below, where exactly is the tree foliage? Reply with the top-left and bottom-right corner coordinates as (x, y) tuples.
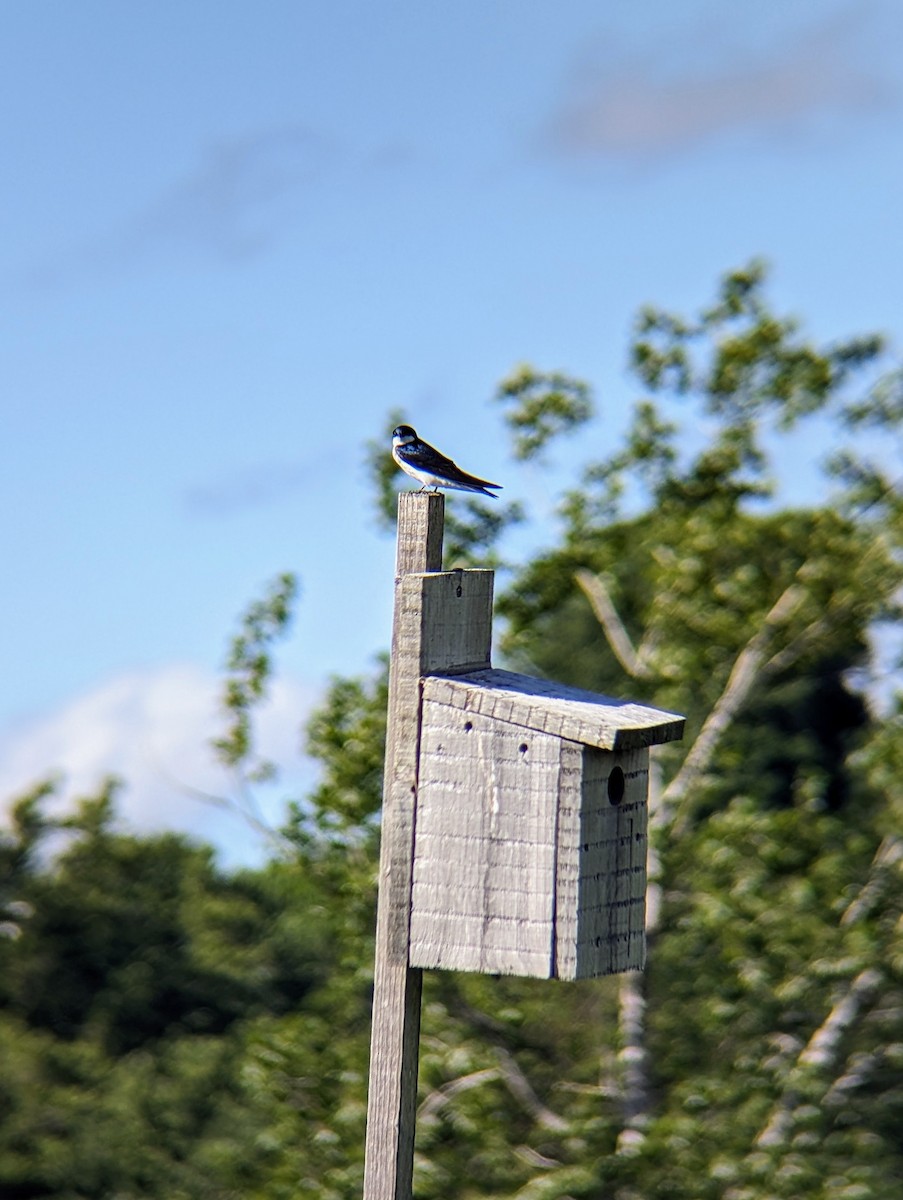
(212, 570), (297, 782)
(2, 262), (903, 1198)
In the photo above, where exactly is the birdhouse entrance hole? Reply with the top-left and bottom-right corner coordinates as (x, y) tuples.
(607, 765), (626, 805)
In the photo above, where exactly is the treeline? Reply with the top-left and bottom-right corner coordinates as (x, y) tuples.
(2, 263), (902, 1199)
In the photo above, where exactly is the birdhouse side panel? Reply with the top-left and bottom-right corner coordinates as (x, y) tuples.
(552, 739), (584, 981)
(417, 570), (493, 675)
(576, 746), (649, 979)
(409, 702), (562, 978)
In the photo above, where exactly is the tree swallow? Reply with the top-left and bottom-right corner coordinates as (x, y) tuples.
(391, 425), (501, 497)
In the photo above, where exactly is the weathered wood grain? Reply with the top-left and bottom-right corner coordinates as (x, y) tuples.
(423, 668), (684, 751)
(558, 746), (649, 980)
(364, 490), (682, 1197)
(411, 700), (651, 981)
(395, 490), (444, 575)
(364, 495), (497, 1199)
(410, 703), (560, 977)
(363, 493), (443, 1200)
(390, 568), (493, 679)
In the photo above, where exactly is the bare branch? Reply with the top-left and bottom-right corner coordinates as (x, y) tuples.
(754, 1097), (795, 1150)
(419, 982), (570, 1132)
(798, 968), (882, 1070)
(575, 569), (652, 679)
(755, 967), (883, 1149)
(615, 972), (652, 1152)
(147, 756), (289, 849)
(765, 534), (888, 676)
(662, 583), (806, 832)
(824, 1049), (884, 1108)
(761, 612), (836, 676)
(416, 1048), (569, 1134)
(417, 1068), (500, 1121)
(513, 1144), (562, 1170)
(840, 835), (903, 927)
(494, 1045), (570, 1132)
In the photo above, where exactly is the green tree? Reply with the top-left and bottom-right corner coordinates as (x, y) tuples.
(361, 261), (903, 1197)
(3, 262), (902, 1199)
(0, 775), (361, 1199)
(480, 263), (903, 1197)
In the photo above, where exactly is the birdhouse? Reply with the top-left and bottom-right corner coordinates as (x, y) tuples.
(364, 493), (685, 1200)
(409, 668), (683, 980)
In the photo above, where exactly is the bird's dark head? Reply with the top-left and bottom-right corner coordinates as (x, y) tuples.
(392, 425), (416, 443)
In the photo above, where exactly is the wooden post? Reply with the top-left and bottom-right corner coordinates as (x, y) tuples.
(360, 494), (682, 1194)
(363, 491), (444, 1200)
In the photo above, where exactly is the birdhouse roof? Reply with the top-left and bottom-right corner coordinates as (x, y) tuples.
(423, 668), (684, 752)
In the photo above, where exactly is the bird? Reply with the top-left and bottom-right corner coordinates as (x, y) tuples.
(391, 425), (501, 497)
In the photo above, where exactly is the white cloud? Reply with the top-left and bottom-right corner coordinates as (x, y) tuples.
(19, 122), (335, 287)
(128, 123), (333, 260)
(546, 6), (896, 163)
(0, 664), (320, 866)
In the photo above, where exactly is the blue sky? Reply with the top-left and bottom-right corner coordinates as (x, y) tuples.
(2, 0), (901, 862)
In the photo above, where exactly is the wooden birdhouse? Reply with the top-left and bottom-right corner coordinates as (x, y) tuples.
(363, 493), (684, 1200)
(410, 668), (682, 980)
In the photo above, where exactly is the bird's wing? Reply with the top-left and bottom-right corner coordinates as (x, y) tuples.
(406, 439), (462, 474)
(402, 438), (500, 489)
